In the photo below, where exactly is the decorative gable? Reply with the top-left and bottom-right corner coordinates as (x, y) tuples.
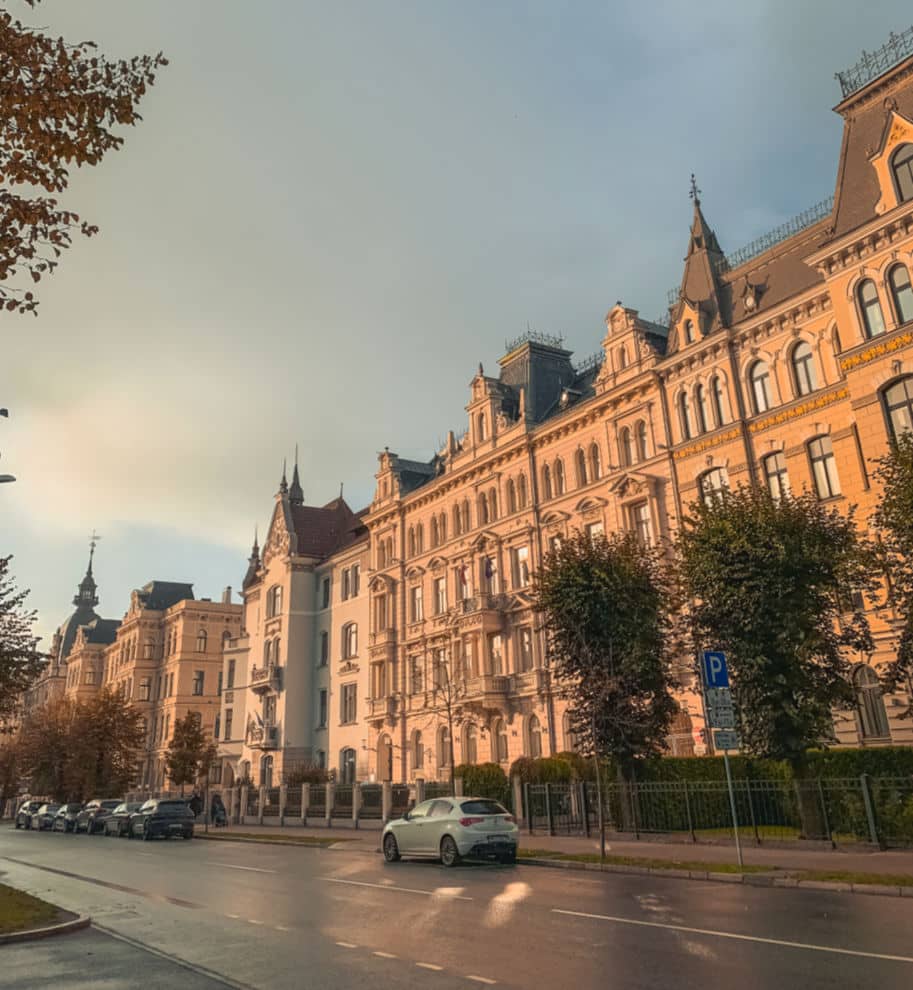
(870, 110), (913, 215)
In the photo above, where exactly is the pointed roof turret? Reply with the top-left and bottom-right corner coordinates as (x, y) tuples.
(289, 444), (304, 505)
(687, 175), (723, 257)
(74, 534), (100, 609)
(278, 458), (288, 496)
(242, 526), (261, 590)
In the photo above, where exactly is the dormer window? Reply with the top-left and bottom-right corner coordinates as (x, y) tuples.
(892, 143), (913, 203)
(477, 412), (487, 442)
(684, 319), (695, 345)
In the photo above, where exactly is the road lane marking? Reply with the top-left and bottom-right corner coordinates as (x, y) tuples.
(551, 909), (913, 964)
(226, 913), (240, 919)
(247, 919), (264, 925)
(275, 925), (290, 932)
(416, 963), (443, 971)
(336, 941), (358, 948)
(373, 951), (397, 958)
(466, 977), (497, 985)
(210, 863), (277, 874)
(321, 877), (473, 900)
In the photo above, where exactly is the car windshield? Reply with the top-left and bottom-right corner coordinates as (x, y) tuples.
(460, 800), (508, 816)
(44, 805), (60, 813)
(100, 800), (121, 809)
(156, 801), (189, 816)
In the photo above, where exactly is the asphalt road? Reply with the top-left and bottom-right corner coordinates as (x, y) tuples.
(2, 827), (913, 989)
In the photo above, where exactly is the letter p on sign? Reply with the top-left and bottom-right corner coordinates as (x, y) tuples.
(702, 651), (729, 688)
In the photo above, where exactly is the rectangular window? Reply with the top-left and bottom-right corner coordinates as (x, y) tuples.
(630, 501), (653, 547)
(84, 670), (95, 685)
(139, 678), (151, 702)
(340, 683), (358, 724)
(371, 662), (386, 699)
(586, 521), (605, 541)
(322, 578), (330, 609)
(374, 595), (387, 631)
(433, 648), (448, 689)
(512, 546), (530, 588)
(489, 633), (504, 675)
(342, 568), (350, 601)
(217, 671), (223, 695)
(410, 656), (424, 694)
(433, 577), (447, 615)
(320, 630), (329, 666)
(549, 535), (562, 555)
(809, 437), (841, 499)
(226, 659), (235, 690)
(764, 452), (790, 501)
(519, 627), (534, 672)
(192, 670), (204, 696)
(318, 689), (328, 728)
(224, 709), (233, 740)
(410, 584), (424, 622)
(351, 564), (360, 597)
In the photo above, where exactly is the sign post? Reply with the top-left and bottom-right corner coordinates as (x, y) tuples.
(701, 651), (743, 869)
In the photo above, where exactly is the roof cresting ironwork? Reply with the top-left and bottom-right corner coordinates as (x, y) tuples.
(836, 26), (913, 99)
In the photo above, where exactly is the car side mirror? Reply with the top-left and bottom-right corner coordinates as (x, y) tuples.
(403, 810), (411, 821)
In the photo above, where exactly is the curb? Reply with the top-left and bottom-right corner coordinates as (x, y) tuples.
(0, 914), (91, 945)
(192, 832), (913, 899)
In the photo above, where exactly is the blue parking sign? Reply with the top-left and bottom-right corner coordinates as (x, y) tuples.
(702, 650), (729, 688)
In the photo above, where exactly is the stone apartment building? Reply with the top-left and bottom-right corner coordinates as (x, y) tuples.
(217, 463), (370, 789)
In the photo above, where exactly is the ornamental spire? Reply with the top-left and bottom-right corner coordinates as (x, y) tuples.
(289, 443), (304, 504)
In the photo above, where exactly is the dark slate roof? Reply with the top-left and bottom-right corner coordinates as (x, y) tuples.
(136, 581), (195, 611)
(82, 617), (121, 645)
(56, 603), (101, 662)
(290, 497), (361, 559)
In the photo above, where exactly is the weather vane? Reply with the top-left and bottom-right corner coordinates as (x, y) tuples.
(689, 173), (701, 204)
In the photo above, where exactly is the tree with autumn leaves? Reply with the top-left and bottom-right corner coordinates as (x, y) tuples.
(1, 1), (167, 314)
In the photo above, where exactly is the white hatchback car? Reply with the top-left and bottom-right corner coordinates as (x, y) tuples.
(382, 796), (518, 866)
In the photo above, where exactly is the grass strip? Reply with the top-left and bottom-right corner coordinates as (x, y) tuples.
(0, 883), (61, 935)
(197, 832), (354, 846)
(793, 869), (913, 887)
(517, 849), (773, 874)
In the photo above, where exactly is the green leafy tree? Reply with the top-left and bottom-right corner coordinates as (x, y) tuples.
(532, 532), (679, 780)
(1, 1), (167, 314)
(17, 695), (79, 800)
(0, 555), (45, 725)
(0, 734), (22, 813)
(873, 432), (913, 711)
(677, 487), (876, 773)
(68, 688), (144, 800)
(165, 712), (217, 795)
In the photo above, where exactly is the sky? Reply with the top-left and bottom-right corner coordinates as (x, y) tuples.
(3, 0), (912, 644)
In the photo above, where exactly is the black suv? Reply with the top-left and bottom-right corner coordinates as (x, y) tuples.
(77, 799), (122, 834)
(128, 799), (194, 840)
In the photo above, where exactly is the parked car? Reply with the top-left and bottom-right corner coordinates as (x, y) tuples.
(128, 799), (195, 840)
(52, 803), (84, 833)
(77, 799), (122, 834)
(382, 796), (518, 866)
(30, 803), (61, 831)
(15, 800), (44, 829)
(104, 802), (142, 837)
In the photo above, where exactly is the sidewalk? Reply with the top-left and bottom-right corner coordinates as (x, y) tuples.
(199, 821), (913, 877)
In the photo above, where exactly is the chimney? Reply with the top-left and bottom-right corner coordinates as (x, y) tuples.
(222, 586), (232, 604)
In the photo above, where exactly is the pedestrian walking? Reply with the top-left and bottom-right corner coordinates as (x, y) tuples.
(211, 792), (227, 827)
(189, 790), (203, 819)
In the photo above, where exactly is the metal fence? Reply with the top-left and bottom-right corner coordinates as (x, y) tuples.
(285, 786), (302, 818)
(332, 785), (353, 819)
(523, 776), (913, 849)
(425, 781), (455, 800)
(263, 787), (280, 818)
(360, 784), (383, 820)
(306, 785), (326, 818)
(391, 784), (412, 818)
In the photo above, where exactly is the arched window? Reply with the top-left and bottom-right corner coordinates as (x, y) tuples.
(506, 478), (517, 513)
(542, 464), (552, 500)
(808, 436), (841, 499)
(858, 279), (886, 339)
(749, 360), (773, 414)
(416, 523), (424, 554)
(464, 723), (478, 764)
(430, 516), (439, 547)
(339, 747), (356, 785)
(478, 493), (489, 526)
(438, 725), (451, 768)
(408, 527), (416, 557)
(711, 375), (727, 426)
(589, 442), (601, 480)
(763, 452), (790, 501)
(461, 500), (471, 533)
(695, 384), (710, 433)
(342, 622), (358, 659)
(619, 427), (634, 467)
(635, 420), (648, 461)
(791, 341), (817, 397)
(698, 467), (728, 506)
(412, 730), (424, 771)
(196, 630), (207, 653)
(493, 718), (509, 763)
(678, 391), (694, 440)
(487, 488), (498, 522)
(575, 448), (588, 487)
(517, 473), (528, 508)
(377, 541), (386, 568)
(267, 585), (282, 618)
(438, 512), (447, 543)
(683, 319), (695, 345)
(854, 665), (890, 741)
(888, 264), (913, 325)
(222, 630), (231, 651)
(453, 504), (462, 537)
(883, 376), (913, 439)
(891, 143), (913, 203)
(554, 459), (565, 495)
(260, 755), (274, 789)
(617, 345), (628, 370)
(477, 412), (487, 442)
(832, 325), (843, 356)
(527, 714), (542, 758)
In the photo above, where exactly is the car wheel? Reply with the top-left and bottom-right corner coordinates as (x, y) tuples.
(440, 835), (461, 868)
(499, 850), (517, 865)
(15, 821), (21, 829)
(383, 833), (401, 863)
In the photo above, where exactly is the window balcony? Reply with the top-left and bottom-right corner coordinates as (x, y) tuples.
(462, 674), (511, 707)
(246, 720), (279, 749)
(454, 594), (508, 634)
(367, 695), (398, 722)
(249, 664), (281, 694)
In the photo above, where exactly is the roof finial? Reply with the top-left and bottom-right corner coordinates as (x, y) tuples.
(279, 458), (288, 495)
(289, 443), (304, 504)
(87, 529), (101, 575)
(252, 525), (259, 553)
(689, 173), (701, 206)
(478, 362), (484, 377)
(339, 481), (344, 499)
